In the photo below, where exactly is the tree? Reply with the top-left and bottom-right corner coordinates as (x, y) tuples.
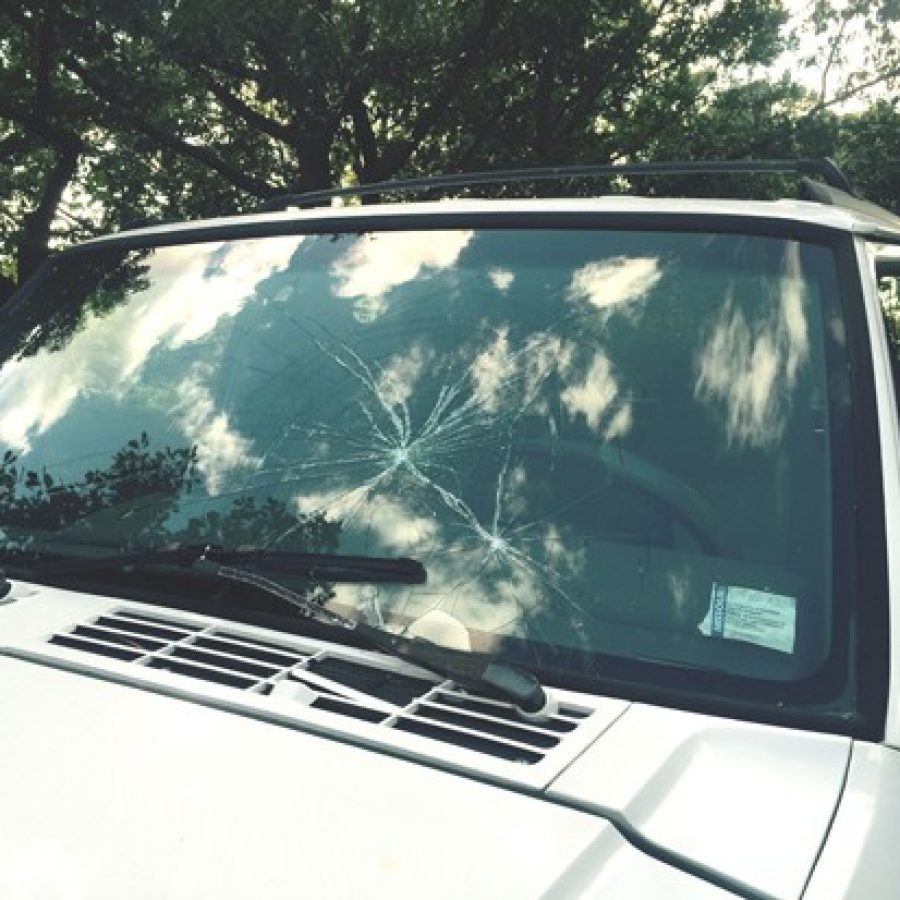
(0, 0), (788, 288)
(828, 100), (900, 213)
(0, 432), (199, 540)
(0, 1), (89, 292)
(792, 0), (900, 115)
(617, 76), (827, 196)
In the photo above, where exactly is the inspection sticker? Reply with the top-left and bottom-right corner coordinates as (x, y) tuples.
(698, 582), (796, 654)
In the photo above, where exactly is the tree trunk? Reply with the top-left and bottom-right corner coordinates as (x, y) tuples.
(16, 140), (81, 283)
(295, 134), (334, 193)
(0, 274), (16, 304)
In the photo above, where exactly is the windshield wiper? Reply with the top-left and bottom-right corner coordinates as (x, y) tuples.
(21, 543), (549, 714)
(193, 556), (551, 717)
(34, 544), (427, 585)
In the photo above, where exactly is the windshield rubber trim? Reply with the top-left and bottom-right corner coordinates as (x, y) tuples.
(11, 209), (850, 271)
(0, 211), (857, 321)
(838, 236), (891, 739)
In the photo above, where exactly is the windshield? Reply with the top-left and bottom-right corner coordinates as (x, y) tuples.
(0, 226), (848, 700)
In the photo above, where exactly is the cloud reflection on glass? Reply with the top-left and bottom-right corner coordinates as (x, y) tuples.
(331, 230), (474, 322)
(0, 237), (303, 454)
(694, 242), (810, 448)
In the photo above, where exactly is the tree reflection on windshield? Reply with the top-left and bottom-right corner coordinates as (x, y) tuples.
(12, 250), (152, 361)
(0, 432), (340, 555)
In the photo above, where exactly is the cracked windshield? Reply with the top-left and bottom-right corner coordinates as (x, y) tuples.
(0, 228), (840, 683)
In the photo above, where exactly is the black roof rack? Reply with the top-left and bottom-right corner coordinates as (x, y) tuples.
(259, 158), (855, 212)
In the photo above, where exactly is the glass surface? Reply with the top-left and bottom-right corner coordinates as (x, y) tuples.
(0, 229), (842, 688)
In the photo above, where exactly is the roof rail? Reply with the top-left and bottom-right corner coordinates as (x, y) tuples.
(259, 158), (855, 212)
(798, 178), (900, 232)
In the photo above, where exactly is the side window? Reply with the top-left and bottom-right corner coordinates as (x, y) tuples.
(875, 255), (900, 408)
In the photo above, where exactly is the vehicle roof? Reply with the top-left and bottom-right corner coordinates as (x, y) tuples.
(82, 195), (900, 248)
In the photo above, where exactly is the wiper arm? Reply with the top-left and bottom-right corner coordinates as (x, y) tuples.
(195, 557), (552, 718)
(36, 544), (427, 585)
(25, 543), (550, 714)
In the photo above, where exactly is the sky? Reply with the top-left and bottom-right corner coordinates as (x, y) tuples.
(772, 0), (893, 110)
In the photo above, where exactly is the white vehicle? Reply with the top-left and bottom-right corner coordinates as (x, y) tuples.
(0, 160), (897, 899)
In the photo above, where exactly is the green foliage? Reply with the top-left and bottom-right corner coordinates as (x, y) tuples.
(1, 0), (899, 339)
(9, 248), (151, 360)
(618, 76), (820, 198)
(831, 101), (900, 214)
(0, 0), (788, 285)
(804, 1), (900, 111)
(180, 498), (340, 553)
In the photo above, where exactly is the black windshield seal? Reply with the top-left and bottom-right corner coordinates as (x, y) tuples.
(5, 208), (848, 290)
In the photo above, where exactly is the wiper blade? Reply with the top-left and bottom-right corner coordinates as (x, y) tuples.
(36, 544), (427, 585)
(24, 543), (549, 714)
(195, 557), (551, 717)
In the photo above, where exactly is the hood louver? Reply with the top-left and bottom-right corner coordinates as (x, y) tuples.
(46, 608), (596, 769)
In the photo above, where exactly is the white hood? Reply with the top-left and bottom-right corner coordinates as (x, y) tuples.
(0, 583), (850, 899)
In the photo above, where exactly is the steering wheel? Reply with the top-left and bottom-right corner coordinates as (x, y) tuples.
(515, 437), (734, 558)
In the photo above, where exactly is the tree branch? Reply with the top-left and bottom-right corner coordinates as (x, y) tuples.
(0, 131), (34, 157)
(62, 55), (276, 197)
(805, 64), (900, 116)
(0, 95), (80, 152)
(345, 85), (380, 178)
(33, 0), (61, 117)
(374, 2), (502, 178)
(17, 141), (81, 280)
(203, 77), (294, 144)
(547, 4), (665, 145)
(340, 15), (379, 179)
(819, 15), (849, 104)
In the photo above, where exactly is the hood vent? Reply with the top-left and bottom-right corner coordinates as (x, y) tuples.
(45, 608), (598, 768)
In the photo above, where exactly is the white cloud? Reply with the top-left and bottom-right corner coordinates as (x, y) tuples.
(294, 490), (439, 552)
(561, 352), (632, 441)
(470, 330), (571, 415)
(602, 404), (633, 442)
(376, 343), (435, 407)
(471, 328), (512, 413)
(694, 244), (810, 448)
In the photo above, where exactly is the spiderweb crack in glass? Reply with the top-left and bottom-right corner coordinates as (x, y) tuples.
(242, 320), (595, 637)
(418, 443), (596, 632)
